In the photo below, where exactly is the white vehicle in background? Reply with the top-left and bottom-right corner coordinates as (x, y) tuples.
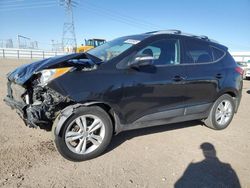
(237, 61), (250, 79)
(246, 61), (250, 79)
(231, 51), (250, 79)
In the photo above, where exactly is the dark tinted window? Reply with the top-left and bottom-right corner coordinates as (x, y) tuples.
(211, 46), (225, 61)
(184, 39), (213, 64)
(136, 39), (180, 66)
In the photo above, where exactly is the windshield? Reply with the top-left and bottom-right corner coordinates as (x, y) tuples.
(86, 40), (94, 46)
(85, 39), (105, 47)
(87, 35), (146, 62)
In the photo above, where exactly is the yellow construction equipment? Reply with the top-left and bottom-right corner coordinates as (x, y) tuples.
(77, 38), (106, 53)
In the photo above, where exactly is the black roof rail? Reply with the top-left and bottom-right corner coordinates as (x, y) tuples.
(191, 35), (211, 41)
(144, 30), (158, 34)
(166, 29), (181, 34)
(146, 30), (182, 35)
(145, 30), (220, 44)
(199, 35), (209, 40)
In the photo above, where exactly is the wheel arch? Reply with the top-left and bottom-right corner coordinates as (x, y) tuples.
(217, 87), (238, 99)
(52, 101), (121, 138)
(84, 101), (117, 134)
(216, 88), (240, 112)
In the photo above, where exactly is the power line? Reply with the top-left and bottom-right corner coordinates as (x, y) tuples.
(87, 1), (160, 28)
(0, 0), (25, 4)
(0, 0), (160, 31)
(0, 4), (57, 11)
(78, 5), (156, 31)
(0, 2), (57, 8)
(80, 7), (152, 31)
(0, 0), (56, 3)
(0, 0), (57, 5)
(0, 0), (58, 11)
(78, 0), (161, 30)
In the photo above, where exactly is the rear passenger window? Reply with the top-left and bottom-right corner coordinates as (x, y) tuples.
(211, 46), (225, 61)
(184, 39), (213, 64)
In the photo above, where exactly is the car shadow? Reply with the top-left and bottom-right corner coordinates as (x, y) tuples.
(105, 120), (202, 153)
(174, 142), (241, 188)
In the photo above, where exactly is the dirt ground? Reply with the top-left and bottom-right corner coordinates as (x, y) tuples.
(0, 59), (249, 188)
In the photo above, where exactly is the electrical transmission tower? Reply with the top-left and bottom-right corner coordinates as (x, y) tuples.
(60, 0), (77, 52)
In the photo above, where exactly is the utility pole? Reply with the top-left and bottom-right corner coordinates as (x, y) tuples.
(60, 0), (77, 52)
(51, 40), (55, 51)
(17, 35), (31, 49)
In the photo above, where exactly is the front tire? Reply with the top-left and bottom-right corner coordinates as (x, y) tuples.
(54, 106), (113, 161)
(204, 94), (235, 130)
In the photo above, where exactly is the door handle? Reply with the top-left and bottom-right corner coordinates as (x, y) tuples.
(215, 73), (223, 79)
(172, 75), (186, 82)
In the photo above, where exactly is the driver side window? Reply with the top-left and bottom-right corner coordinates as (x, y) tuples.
(137, 46), (161, 60)
(135, 39), (180, 66)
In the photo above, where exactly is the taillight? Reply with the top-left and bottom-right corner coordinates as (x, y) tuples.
(235, 66), (244, 75)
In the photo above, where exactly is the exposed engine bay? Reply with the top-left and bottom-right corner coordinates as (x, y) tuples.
(26, 86), (71, 129)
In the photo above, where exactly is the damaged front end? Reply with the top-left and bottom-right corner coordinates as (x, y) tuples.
(4, 77), (72, 130)
(4, 53), (99, 130)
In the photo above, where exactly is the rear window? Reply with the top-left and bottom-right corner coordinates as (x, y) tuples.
(211, 46), (225, 61)
(184, 39), (213, 64)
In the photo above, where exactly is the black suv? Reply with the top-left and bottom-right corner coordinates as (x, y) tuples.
(5, 30), (243, 161)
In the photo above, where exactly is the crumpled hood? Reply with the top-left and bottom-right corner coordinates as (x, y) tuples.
(7, 53), (90, 85)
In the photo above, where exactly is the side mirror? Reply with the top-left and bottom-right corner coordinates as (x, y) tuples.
(129, 54), (154, 68)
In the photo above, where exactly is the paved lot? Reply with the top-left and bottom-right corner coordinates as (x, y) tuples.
(0, 59), (249, 188)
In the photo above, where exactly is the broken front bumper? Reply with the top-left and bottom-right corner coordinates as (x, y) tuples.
(4, 80), (71, 130)
(4, 96), (26, 115)
(4, 81), (34, 127)
(4, 95), (40, 129)
(4, 80), (27, 115)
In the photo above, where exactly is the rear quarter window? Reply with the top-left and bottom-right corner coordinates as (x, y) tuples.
(184, 39), (213, 64)
(211, 46), (226, 61)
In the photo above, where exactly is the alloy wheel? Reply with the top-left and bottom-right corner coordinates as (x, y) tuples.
(215, 100), (233, 126)
(65, 114), (105, 155)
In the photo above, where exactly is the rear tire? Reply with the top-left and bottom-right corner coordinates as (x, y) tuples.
(204, 94), (235, 130)
(54, 106), (113, 161)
